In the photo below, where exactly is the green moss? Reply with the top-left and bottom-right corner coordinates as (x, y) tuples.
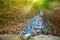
(28, 37), (34, 40)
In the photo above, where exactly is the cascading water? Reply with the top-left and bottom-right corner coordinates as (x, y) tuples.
(20, 10), (51, 38)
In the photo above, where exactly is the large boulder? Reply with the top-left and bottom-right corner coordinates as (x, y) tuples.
(33, 35), (60, 40)
(0, 35), (60, 40)
(48, 7), (60, 36)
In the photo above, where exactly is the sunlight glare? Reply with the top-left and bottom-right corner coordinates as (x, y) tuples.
(33, 0), (38, 3)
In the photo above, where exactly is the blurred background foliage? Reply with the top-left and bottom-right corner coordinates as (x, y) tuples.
(0, 0), (60, 27)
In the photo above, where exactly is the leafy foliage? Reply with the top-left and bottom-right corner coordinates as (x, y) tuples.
(0, 0), (60, 27)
